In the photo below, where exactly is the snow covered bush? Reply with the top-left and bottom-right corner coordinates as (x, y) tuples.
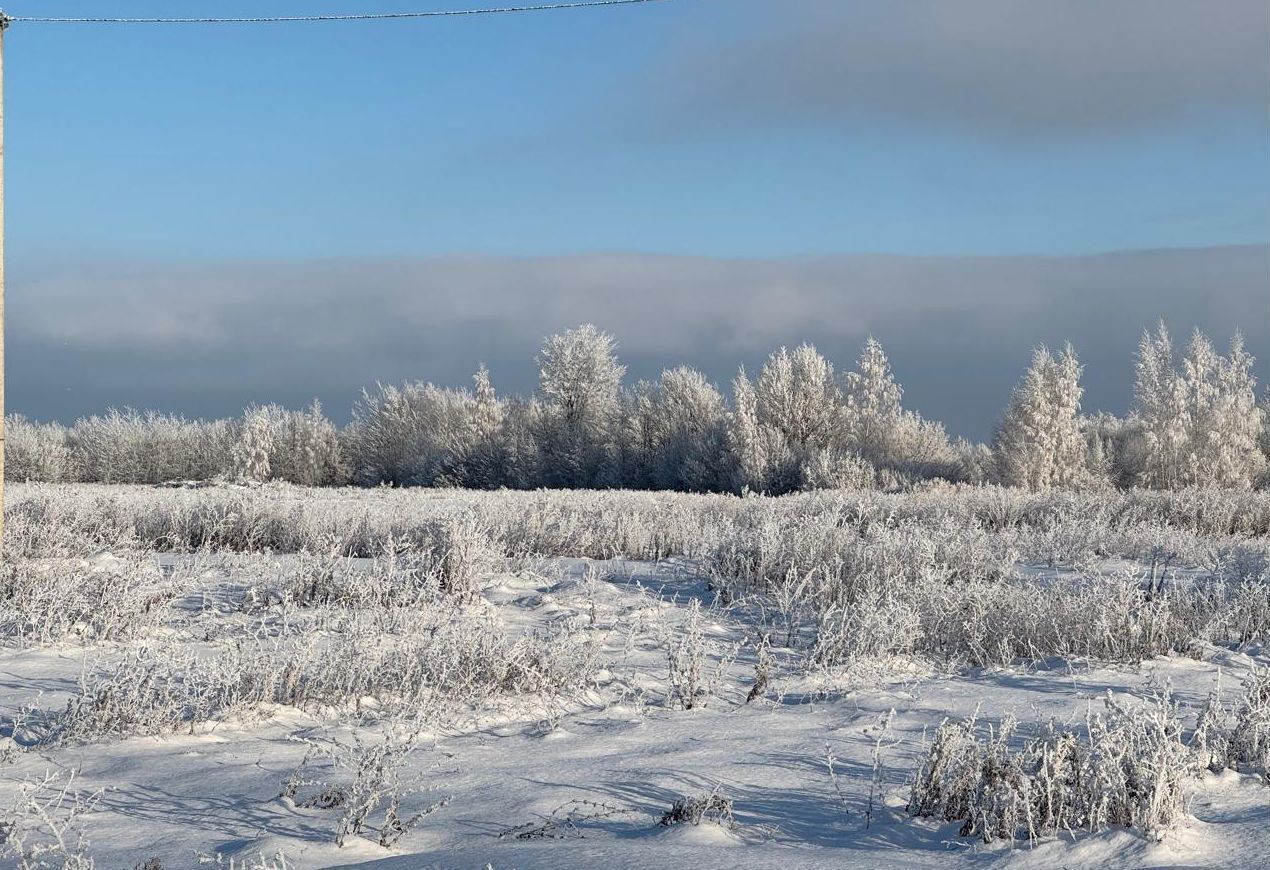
(67, 409), (233, 484)
(281, 729), (447, 848)
(665, 600), (715, 710)
(0, 770), (103, 870)
(346, 381), (484, 487)
(910, 690), (1197, 844)
(248, 402), (347, 486)
(0, 554), (176, 646)
(1224, 669), (1270, 780)
(658, 789), (734, 829)
(4, 416), (74, 483)
(35, 595), (603, 745)
(231, 406), (274, 483)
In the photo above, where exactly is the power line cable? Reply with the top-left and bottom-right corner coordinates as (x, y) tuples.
(3, 0), (670, 25)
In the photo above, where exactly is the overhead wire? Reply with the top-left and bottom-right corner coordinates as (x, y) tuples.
(4, 0), (669, 25)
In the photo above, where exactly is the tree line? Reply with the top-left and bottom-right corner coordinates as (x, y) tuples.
(6, 322), (1267, 492)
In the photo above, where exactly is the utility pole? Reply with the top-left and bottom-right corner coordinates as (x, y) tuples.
(0, 12), (9, 554)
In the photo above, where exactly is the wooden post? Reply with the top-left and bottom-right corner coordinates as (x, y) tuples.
(0, 13), (9, 556)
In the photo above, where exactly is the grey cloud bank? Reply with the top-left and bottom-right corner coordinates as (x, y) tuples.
(12, 245), (1267, 441)
(651, 0), (1269, 137)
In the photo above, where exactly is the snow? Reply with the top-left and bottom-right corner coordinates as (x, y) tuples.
(2, 538), (1269, 867)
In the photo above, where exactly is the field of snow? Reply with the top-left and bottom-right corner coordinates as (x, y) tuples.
(1, 483), (1269, 868)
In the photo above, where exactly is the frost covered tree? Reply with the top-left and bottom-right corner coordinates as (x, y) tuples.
(232, 406), (275, 483)
(535, 324), (626, 488)
(273, 401), (346, 486)
(727, 370), (769, 492)
(843, 337), (904, 463)
(1133, 325), (1263, 489)
(992, 345), (1085, 490)
(472, 364), (502, 438)
(754, 344), (840, 450)
(728, 344), (848, 493)
(621, 367), (729, 491)
(347, 383), (482, 487)
(461, 365), (513, 489)
(1182, 331), (1263, 488)
(1133, 324), (1193, 488)
(838, 337), (957, 480)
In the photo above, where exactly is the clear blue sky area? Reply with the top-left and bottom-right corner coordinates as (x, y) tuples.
(7, 0), (1268, 261)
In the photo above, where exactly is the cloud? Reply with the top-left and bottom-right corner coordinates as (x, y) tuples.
(648, 0), (1269, 137)
(10, 245), (1267, 440)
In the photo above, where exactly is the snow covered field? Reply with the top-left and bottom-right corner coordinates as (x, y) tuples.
(2, 483), (1269, 868)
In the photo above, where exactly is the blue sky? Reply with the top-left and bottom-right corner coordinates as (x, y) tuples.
(5, 0), (1269, 435)
(9, 0), (1267, 259)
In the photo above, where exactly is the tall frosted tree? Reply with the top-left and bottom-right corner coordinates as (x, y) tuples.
(843, 337), (904, 465)
(619, 367), (729, 491)
(1134, 325), (1263, 489)
(647, 366), (729, 491)
(728, 370), (768, 492)
(535, 324), (626, 487)
(472, 364), (503, 438)
(1214, 332), (1263, 486)
(1133, 323), (1190, 489)
(992, 345), (1085, 490)
(726, 344), (847, 493)
(753, 344), (840, 451)
(276, 401), (344, 486)
(232, 406), (274, 483)
(1182, 331), (1263, 488)
(462, 364), (510, 488)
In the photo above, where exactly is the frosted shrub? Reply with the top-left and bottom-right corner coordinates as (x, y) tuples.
(281, 730), (447, 848)
(0, 770), (103, 870)
(4, 416), (74, 483)
(1225, 669), (1270, 779)
(425, 511), (499, 602)
(347, 382), (483, 487)
(658, 789), (734, 829)
(666, 600), (708, 710)
(68, 409), (232, 484)
(811, 589), (922, 667)
(910, 690), (1196, 844)
(0, 555), (174, 646)
(277, 515), (499, 605)
(1191, 578), (1270, 647)
(281, 544), (367, 607)
(921, 572), (1195, 667)
(4, 493), (140, 559)
(665, 600), (734, 710)
(798, 449), (876, 491)
(39, 606), (603, 744)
